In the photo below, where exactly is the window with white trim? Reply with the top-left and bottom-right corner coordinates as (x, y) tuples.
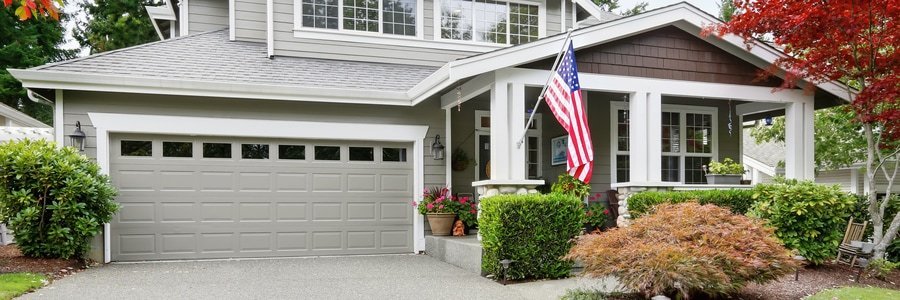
(299, 0), (418, 36)
(611, 102), (717, 184)
(475, 110), (542, 179)
(438, 0), (540, 45)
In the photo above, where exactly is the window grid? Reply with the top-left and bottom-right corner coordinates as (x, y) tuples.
(440, 0), (539, 45)
(508, 3), (538, 44)
(616, 155), (630, 183)
(685, 156), (711, 184)
(474, 0), (508, 44)
(301, 0), (340, 29)
(661, 112), (680, 153)
(661, 155), (680, 182)
(440, 0), (473, 40)
(526, 136), (540, 179)
(686, 113), (713, 153)
(343, 0), (380, 32)
(382, 0), (417, 36)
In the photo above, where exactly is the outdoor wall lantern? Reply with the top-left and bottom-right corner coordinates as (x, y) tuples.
(69, 121), (87, 152)
(431, 135), (445, 160)
(764, 116), (774, 126)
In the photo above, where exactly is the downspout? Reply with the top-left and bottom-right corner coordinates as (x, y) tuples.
(26, 89), (53, 107)
(266, 0), (274, 58)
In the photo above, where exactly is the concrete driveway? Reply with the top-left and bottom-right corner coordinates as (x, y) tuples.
(22, 254), (617, 300)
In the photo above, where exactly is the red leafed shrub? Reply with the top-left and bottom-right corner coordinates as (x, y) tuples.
(566, 202), (797, 299)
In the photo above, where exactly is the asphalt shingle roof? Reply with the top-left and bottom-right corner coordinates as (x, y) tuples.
(36, 30), (439, 92)
(742, 128), (784, 167)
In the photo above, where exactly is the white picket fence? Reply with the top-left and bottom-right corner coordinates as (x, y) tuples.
(0, 224), (12, 245)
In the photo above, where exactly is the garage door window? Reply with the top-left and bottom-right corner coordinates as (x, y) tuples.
(121, 140), (152, 156)
(278, 145), (306, 160)
(163, 142), (193, 158)
(242, 144), (270, 159)
(382, 148), (407, 162)
(203, 143), (232, 158)
(349, 147), (374, 161)
(315, 146), (341, 160)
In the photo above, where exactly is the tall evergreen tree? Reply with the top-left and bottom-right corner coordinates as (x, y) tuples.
(74, 0), (159, 54)
(0, 6), (75, 125)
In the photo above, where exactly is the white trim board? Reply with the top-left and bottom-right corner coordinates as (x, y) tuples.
(88, 113), (430, 262)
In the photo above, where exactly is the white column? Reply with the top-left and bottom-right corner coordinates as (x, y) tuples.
(509, 83), (527, 179)
(445, 108), (452, 189)
(850, 168), (860, 195)
(490, 81), (510, 180)
(646, 92), (662, 182)
(784, 96), (815, 180)
(628, 92), (649, 183)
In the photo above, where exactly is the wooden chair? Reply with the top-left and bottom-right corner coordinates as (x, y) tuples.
(835, 217), (868, 268)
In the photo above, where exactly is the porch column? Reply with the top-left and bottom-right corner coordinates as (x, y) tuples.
(784, 95), (815, 180)
(509, 83), (527, 179)
(628, 91), (662, 183)
(490, 80), (511, 180)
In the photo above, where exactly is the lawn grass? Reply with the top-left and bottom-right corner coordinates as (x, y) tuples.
(0, 273), (47, 300)
(806, 287), (900, 300)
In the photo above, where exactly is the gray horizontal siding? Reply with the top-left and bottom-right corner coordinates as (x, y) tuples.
(815, 169), (852, 192)
(235, 0), (266, 42)
(189, 0), (229, 34)
(546, 0), (562, 36)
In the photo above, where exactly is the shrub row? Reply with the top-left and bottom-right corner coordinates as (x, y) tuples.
(479, 193), (583, 280)
(627, 189), (755, 217)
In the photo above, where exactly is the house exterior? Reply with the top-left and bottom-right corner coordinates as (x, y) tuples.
(743, 128), (899, 196)
(9, 1), (851, 262)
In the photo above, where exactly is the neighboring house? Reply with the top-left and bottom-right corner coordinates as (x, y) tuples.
(0, 103), (52, 245)
(743, 128), (900, 196)
(8, 1), (851, 262)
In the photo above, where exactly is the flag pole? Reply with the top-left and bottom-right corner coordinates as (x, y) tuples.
(517, 28), (575, 149)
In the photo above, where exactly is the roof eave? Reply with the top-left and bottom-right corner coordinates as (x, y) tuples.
(10, 69), (413, 107)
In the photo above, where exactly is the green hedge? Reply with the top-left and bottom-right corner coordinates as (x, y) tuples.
(749, 179), (856, 265)
(627, 189), (756, 217)
(479, 193), (584, 280)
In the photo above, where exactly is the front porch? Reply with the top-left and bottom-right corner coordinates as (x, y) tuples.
(440, 67), (815, 224)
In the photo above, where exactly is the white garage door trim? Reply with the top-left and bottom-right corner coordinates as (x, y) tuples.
(89, 113), (429, 263)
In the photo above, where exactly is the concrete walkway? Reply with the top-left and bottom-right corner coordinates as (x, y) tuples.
(22, 255), (618, 300)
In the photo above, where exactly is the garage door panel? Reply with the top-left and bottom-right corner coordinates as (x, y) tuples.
(110, 134), (414, 261)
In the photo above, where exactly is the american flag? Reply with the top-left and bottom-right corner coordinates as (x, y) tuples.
(544, 41), (594, 183)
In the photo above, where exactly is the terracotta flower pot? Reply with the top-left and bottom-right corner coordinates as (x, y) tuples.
(427, 213), (456, 236)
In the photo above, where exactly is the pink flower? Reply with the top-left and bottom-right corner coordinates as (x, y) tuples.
(435, 196), (444, 203)
(411, 201), (417, 207)
(603, 209), (610, 215)
(460, 197), (468, 204)
(470, 203), (476, 208)
(426, 203), (434, 210)
(438, 205), (444, 210)
(470, 209), (477, 214)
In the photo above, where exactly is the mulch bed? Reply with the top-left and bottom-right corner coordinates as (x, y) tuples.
(0, 245), (90, 279)
(738, 263), (900, 299)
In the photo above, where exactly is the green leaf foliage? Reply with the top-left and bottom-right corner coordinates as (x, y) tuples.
(707, 157), (745, 175)
(627, 189), (756, 218)
(550, 173), (591, 200)
(748, 179), (856, 265)
(479, 193), (584, 280)
(0, 139), (119, 259)
(74, 0), (160, 54)
(0, 8), (76, 125)
(750, 106), (866, 171)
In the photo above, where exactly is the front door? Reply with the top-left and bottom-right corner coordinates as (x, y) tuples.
(478, 135), (490, 180)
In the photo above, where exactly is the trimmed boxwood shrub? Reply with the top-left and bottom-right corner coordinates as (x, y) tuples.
(567, 202), (797, 299)
(749, 179), (856, 265)
(0, 140), (119, 259)
(627, 189), (756, 217)
(480, 193), (584, 280)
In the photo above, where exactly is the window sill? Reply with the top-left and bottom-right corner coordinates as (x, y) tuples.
(292, 28), (508, 52)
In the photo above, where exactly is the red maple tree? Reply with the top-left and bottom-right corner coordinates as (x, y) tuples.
(711, 0), (899, 258)
(2, 0), (61, 21)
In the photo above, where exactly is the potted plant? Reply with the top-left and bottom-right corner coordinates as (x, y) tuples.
(584, 201), (609, 234)
(414, 187), (457, 236)
(451, 148), (471, 172)
(705, 158), (746, 184)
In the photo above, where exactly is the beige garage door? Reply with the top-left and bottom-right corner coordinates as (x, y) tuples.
(109, 134), (414, 261)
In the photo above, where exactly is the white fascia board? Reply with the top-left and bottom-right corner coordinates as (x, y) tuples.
(439, 72), (495, 108)
(736, 102), (786, 115)
(573, 0), (605, 21)
(11, 69), (411, 106)
(408, 64), (451, 104)
(0, 102), (49, 128)
(743, 155), (777, 176)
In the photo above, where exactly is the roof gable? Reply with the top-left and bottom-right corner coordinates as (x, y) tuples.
(520, 26), (784, 87)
